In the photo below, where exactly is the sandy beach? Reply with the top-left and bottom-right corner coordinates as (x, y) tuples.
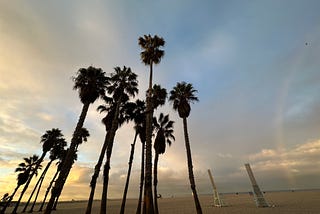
(5, 190), (320, 214)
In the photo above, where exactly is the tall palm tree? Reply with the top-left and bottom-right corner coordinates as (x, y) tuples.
(136, 119), (146, 214)
(120, 100), (145, 214)
(99, 66), (138, 214)
(12, 155), (42, 214)
(22, 129), (65, 213)
(153, 113), (175, 214)
(169, 82), (202, 214)
(45, 66), (108, 214)
(27, 137), (67, 213)
(14, 129), (60, 213)
(2, 155), (40, 214)
(38, 148), (71, 212)
(139, 34), (165, 214)
(85, 96), (115, 214)
(137, 84), (166, 214)
(52, 128), (89, 211)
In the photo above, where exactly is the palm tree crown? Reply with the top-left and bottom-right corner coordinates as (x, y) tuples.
(15, 155), (41, 185)
(41, 128), (64, 154)
(151, 84), (167, 110)
(49, 138), (67, 161)
(73, 66), (109, 104)
(107, 66), (138, 102)
(153, 113), (175, 154)
(169, 82), (199, 118)
(138, 34), (165, 65)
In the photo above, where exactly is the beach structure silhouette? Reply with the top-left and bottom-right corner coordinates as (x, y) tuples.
(207, 169), (226, 207)
(245, 163), (269, 207)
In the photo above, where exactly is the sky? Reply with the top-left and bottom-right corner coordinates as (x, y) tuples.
(0, 0), (320, 202)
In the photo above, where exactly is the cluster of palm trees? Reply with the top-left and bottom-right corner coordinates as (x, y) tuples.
(0, 129), (70, 214)
(1, 34), (202, 214)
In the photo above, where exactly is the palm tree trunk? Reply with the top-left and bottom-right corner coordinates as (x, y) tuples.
(1, 185), (19, 214)
(153, 152), (159, 214)
(143, 62), (154, 214)
(182, 117), (202, 214)
(28, 176), (44, 213)
(52, 194), (59, 210)
(38, 168), (59, 212)
(29, 160), (52, 212)
(99, 134), (115, 214)
(136, 141), (145, 214)
(23, 160), (52, 212)
(12, 153), (46, 214)
(44, 102), (90, 214)
(85, 132), (109, 214)
(100, 101), (121, 214)
(120, 131), (138, 214)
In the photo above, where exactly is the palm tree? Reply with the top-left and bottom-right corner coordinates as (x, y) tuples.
(138, 34), (165, 214)
(38, 148), (70, 212)
(1, 157), (35, 213)
(85, 96), (115, 214)
(120, 100), (145, 214)
(45, 66), (108, 214)
(52, 128), (89, 211)
(12, 155), (42, 214)
(137, 84), (166, 214)
(21, 129), (65, 213)
(28, 136), (67, 213)
(1, 155), (40, 214)
(136, 119), (146, 214)
(169, 82), (202, 214)
(153, 113), (175, 214)
(99, 66), (138, 214)
(14, 130), (60, 213)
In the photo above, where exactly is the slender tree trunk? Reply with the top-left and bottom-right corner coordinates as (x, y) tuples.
(28, 176), (44, 213)
(38, 168), (59, 212)
(29, 160), (51, 212)
(12, 153), (46, 214)
(100, 101), (121, 214)
(143, 62), (154, 214)
(52, 194), (59, 210)
(52, 165), (72, 211)
(120, 131), (138, 214)
(136, 141), (145, 214)
(153, 152), (159, 214)
(44, 102), (90, 214)
(1, 185), (19, 214)
(29, 165), (51, 213)
(182, 117), (202, 214)
(85, 132), (109, 214)
(23, 160), (52, 212)
(99, 134), (115, 214)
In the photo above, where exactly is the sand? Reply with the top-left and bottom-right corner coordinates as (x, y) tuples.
(5, 190), (320, 213)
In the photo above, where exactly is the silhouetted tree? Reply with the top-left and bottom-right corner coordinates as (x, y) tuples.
(169, 82), (202, 214)
(120, 100), (145, 214)
(85, 96), (115, 214)
(38, 148), (72, 212)
(52, 128), (89, 211)
(136, 84), (166, 214)
(153, 113), (175, 214)
(136, 120), (146, 214)
(138, 34), (165, 214)
(1, 155), (40, 214)
(22, 129), (65, 213)
(28, 136), (67, 213)
(99, 66), (138, 214)
(45, 66), (108, 214)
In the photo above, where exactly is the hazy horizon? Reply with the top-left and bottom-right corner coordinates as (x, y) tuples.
(1, 0), (320, 202)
